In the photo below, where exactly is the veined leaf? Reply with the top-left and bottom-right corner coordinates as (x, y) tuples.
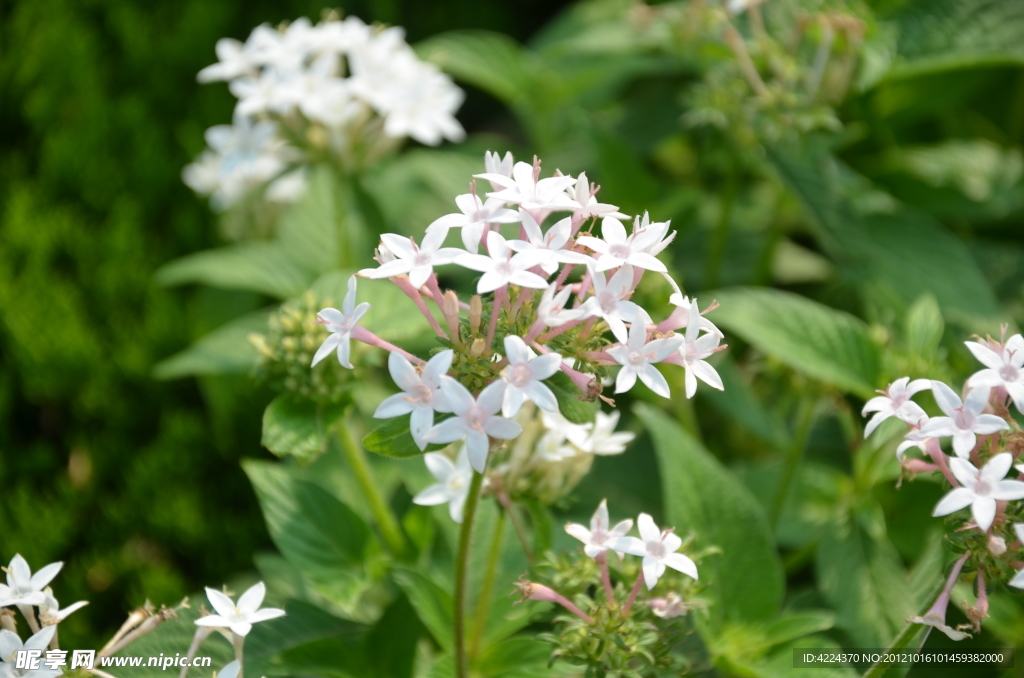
(261, 394), (349, 464)
(392, 567), (454, 653)
(154, 242), (315, 298)
(416, 31), (538, 106)
(152, 308), (271, 379)
(546, 370), (598, 425)
(363, 415), (449, 459)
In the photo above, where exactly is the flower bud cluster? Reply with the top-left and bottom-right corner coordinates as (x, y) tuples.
(864, 326), (1024, 638)
(183, 13), (464, 209)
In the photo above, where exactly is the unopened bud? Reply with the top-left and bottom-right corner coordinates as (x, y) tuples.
(443, 290), (459, 319)
(0, 608), (16, 633)
(989, 535), (1007, 556)
(470, 296), (483, 335)
(650, 592), (687, 619)
(469, 338), (486, 359)
(513, 581), (560, 604)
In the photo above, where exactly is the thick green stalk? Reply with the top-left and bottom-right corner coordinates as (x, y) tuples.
(454, 466), (486, 678)
(469, 510), (506, 663)
(337, 421), (409, 557)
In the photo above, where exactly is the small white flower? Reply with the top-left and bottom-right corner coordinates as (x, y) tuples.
(632, 212), (675, 256)
(578, 264), (641, 343)
(499, 336), (562, 417)
(312, 276), (370, 369)
(666, 293), (722, 337)
(965, 335), (1024, 412)
(932, 453), (1024, 531)
(477, 161), (579, 213)
(612, 513), (698, 589)
(918, 382), (1009, 458)
(507, 212), (591, 275)
(197, 38), (254, 83)
(0, 626), (60, 678)
(359, 231), (463, 289)
(677, 299), (725, 399)
(373, 350), (454, 449)
(565, 499), (634, 559)
(413, 446), (474, 523)
(576, 411), (635, 455)
(483, 150), (514, 190)
(423, 379), (522, 472)
(195, 582), (285, 637)
(861, 377), (931, 438)
(650, 592), (688, 619)
(536, 283), (586, 327)
(1009, 524), (1024, 588)
(456, 232), (550, 294)
(576, 217), (668, 273)
(427, 193), (521, 252)
(37, 587), (88, 626)
(0, 555), (61, 608)
(570, 172), (628, 221)
(607, 310), (684, 398)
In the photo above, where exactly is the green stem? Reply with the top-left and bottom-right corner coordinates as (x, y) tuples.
(337, 421), (409, 557)
(704, 171), (737, 290)
(469, 510), (505, 663)
(455, 465), (486, 678)
(770, 399), (815, 528)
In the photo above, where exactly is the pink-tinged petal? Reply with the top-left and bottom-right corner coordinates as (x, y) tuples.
(964, 385), (992, 415)
(894, 401), (928, 426)
(576, 236), (609, 254)
(583, 544), (607, 558)
(524, 382), (558, 412)
(465, 432), (490, 473)
(484, 415), (522, 440)
(408, 265), (432, 289)
(423, 418), (468, 445)
(427, 212), (470, 232)
(636, 513), (660, 543)
(972, 496), (997, 532)
(993, 481), (1024, 501)
(965, 341), (1004, 370)
(952, 430), (977, 458)
(967, 369), (1004, 388)
(932, 487), (976, 516)
(503, 336), (533, 365)
(475, 172), (516, 189)
(373, 393), (414, 419)
(388, 351), (420, 391)
(508, 270), (550, 289)
(501, 387), (526, 418)
(317, 307), (346, 327)
(230, 621), (253, 637)
(663, 553), (698, 580)
(684, 368), (697, 399)
(410, 407), (434, 448)
(608, 519), (634, 539)
(236, 582), (266, 616)
(380, 233), (416, 260)
(593, 500), (610, 532)
(642, 556), (666, 590)
(1010, 569), (1024, 589)
(981, 453), (1013, 483)
(949, 457), (980, 487)
(862, 396), (892, 416)
(637, 365), (671, 398)
(421, 224), (450, 253)
(454, 193), (481, 217)
(648, 336), (686, 362)
(431, 248), (466, 266)
(594, 254), (622, 272)
(205, 588), (237, 618)
(906, 378), (932, 396)
(565, 523), (592, 544)
(336, 337), (352, 369)
(974, 414), (1010, 435)
(487, 208), (522, 224)
(604, 315), (629, 344)
(930, 381), (962, 417)
(413, 484), (450, 506)
(247, 608), (286, 624)
(615, 366), (638, 394)
(661, 532), (683, 553)
(29, 562), (63, 591)
(527, 352), (562, 379)
(439, 377), (475, 415)
(624, 252), (668, 273)
(487, 231), (510, 259)
(609, 536), (647, 558)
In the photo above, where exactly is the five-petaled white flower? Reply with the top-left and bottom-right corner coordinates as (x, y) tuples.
(575, 410), (636, 455)
(195, 582), (285, 637)
(422, 379), (521, 473)
(632, 212), (676, 256)
(312, 276), (370, 369)
(612, 513), (698, 589)
(0, 555), (62, 608)
(918, 382), (1009, 458)
(932, 453), (1024, 532)
(607, 310), (684, 398)
(426, 193), (521, 252)
(373, 350), (454, 449)
(576, 217), (668, 273)
(359, 230), (463, 289)
(536, 283), (586, 327)
(569, 172), (627, 221)
(477, 161), (579, 213)
(413, 446), (474, 523)
(483, 150), (514, 188)
(665, 293), (722, 337)
(565, 499), (634, 559)
(861, 377), (931, 438)
(499, 336), (562, 417)
(456, 232), (550, 294)
(507, 212), (590, 275)
(965, 335), (1024, 412)
(0, 626), (60, 678)
(579, 264), (641, 343)
(672, 299), (725, 399)
(37, 588), (88, 626)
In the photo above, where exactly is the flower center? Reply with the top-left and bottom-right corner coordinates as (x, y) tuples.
(609, 243), (630, 260)
(414, 252), (431, 267)
(627, 350), (646, 366)
(496, 260), (513, 277)
(508, 364), (533, 388)
(645, 540), (666, 558)
(447, 476), (465, 492)
(411, 383), (433, 404)
(975, 478), (993, 496)
(466, 407), (488, 431)
(954, 409), (974, 430)
(1001, 364), (1019, 382)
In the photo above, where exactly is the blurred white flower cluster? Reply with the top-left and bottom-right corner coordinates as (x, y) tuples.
(183, 14), (465, 210)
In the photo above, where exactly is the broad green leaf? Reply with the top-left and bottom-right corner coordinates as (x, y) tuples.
(276, 166), (340, 275)
(154, 242), (315, 298)
(700, 356), (791, 451)
(709, 287), (881, 398)
(763, 611), (835, 648)
(261, 394), (348, 464)
(246, 599), (365, 678)
(392, 567), (454, 653)
(416, 31), (537, 106)
(477, 637), (576, 677)
(269, 634), (370, 678)
(243, 461), (372, 605)
(363, 416), (448, 459)
(545, 370), (598, 424)
(904, 294), (944, 358)
(153, 308), (271, 379)
(636, 404), (784, 628)
(365, 593), (423, 678)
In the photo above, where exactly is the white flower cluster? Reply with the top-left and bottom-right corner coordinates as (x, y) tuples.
(184, 14), (465, 209)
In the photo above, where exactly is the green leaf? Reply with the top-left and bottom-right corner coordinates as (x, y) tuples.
(477, 637), (576, 677)
(392, 567), (454, 653)
(270, 634), (371, 678)
(365, 593), (424, 678)
(152, 308), (271, 379)
(261, 394), (348, 464)
(700, 356), (791, 451)
(636, 404), (784, 629)
(243, 461), (372, 604)
(154, 242), (315, 298)
(276, 166), (340, 274)
(546, 370), (598, 424)
(904, 293), (944, 358)
(246, 599), (366, 678)
(363, 416), (448, 459)
(416, 31), (537, 106)
(708, 287), (881, 398)
(763, 611), (835, 648)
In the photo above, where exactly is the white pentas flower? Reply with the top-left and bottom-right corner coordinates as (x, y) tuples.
(861, 377), (931, 438)
(197, 38), (255, 83)
(427, 192), (521, 252)
(507, 212), (590, 275)
(613, 514), (698, 589)
(359, 230), (463, 288)
(423, 379), (522, 473)
(195, 582), (285, 637)
(413, 446), (474, 523)
(577, 217), (668, 273)
(632, 212), (676, 256)
(575, 411), (635, 455)
(932, 453), (1024, 532)
(499, 336), (561, 417)
(965, 335), (1024, 411)
(312, 276), (370, 369)
(579, 264), (641, 343)
(373, 350), (453, 449)
(919, 382), (1009, 458)
(564, 499), (634, 559)
(0, 555), (61, 607)
(37, 588), (88, 626)
(0, 626), (59, 678)
(675, 299), (725, 399)
(569, 172), (627, 221)
(536, 283), (586, 327)
(607, 310), (684, 398)
(665, 293), (722, 337)
(483, 151), (514, 188)
(477, 161), (579, 213)
(456, 232), (549, 294)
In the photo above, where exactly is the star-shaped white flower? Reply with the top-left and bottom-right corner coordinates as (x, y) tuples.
(632, 212), (676, 256)
(675, 299), (725, 399)
(456, 232), (549, 294)
(577, 410), (636, 455)
(607, 310), (684, 398)
(861, 377), (931, 438)
(576, 217), (668, 273)
(422, 379), (521, 472)
(312, 276), (370, 369)
(665, 293), (722, 337)
(359, 230), (463, 289)
(484, 150), (514, 187)
(426, 193), (521, 252)
(932, 453), (1024, 531)
(918, 382), (1009, 458)
(37, 588), (88, 626)
(477, 162), (580, 213)
(612, 513), (698, 589)
(966, 335), (1024, 412)
(578, 264), (641, 343)
(197, 38), (254, 83)
(0, 555), (61, 608)
(412, 446), (473, 523)
(565, 499), (634, 559)
(195, 582), (285, 637)
(373, 350), (454, 449)
(499, 336), (562, 417)
(1009, 524), (1024, 588)
(536, 283), (586, 327)
(507, 212), (591, 275)
(569, 173), (627, 221)
(0, 626), (59, 678)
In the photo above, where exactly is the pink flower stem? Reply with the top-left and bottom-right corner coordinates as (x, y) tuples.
(524, 319), (546, 344)
(577, 269), (592, 301)
(580, 350), (615, 364)
(538, 317), (587, 343)
(351, 326), (424, 365)
(553, 262), (576, 288)
(391, 276), (448, 339)
(554, 594), (594, 625)
(976, 570), (989, 618)
(621, 570), (646, 617)
(579, 317), (598, 340)
(926, 438), (960, 488)
(426, 273), (446, 312)
(485, 286), (507, 354)
(597, 552), (615, 603)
